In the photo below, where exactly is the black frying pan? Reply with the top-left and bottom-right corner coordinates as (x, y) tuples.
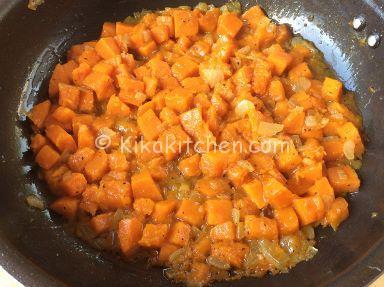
(0, 0), (383, 286)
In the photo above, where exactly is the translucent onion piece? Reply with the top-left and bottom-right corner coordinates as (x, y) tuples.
(343, 140), (355, 160)
(207, 256), (230, 270)
(26, 195), (45, 210)
(258, 121), (284, 137)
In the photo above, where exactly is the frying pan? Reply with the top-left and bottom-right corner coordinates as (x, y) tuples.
(0, 0), (383, 286)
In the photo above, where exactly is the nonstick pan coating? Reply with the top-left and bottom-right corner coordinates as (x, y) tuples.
(0, 0), (383, 286)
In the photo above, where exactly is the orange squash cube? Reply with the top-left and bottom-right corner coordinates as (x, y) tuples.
(168, 221), (191, 246)
(262, 177), (293, 209)
(131, 169), (163, 201)
(217, 13), (243, 38)
(205, 199), (232, 225)
(274, 207), (299, 235)
(210, 221), (236, 242)
(176, 199), (205, 226)
(327, 165), (360, 193)
(322, 77), (342, 102)
(326, 197), (349, 230)
(293, 195), (325, 226)
(244, 215), (279, 240)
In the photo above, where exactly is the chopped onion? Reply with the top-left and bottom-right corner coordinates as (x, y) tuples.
(292, 77), (311, 92)
(257, 239), (289, 269)
(237, 45), (251, 55)
(207, 256), (230, 270)
(304, 115), (318, 127)
(237, 160), (255, 172)
(302, 158), (315, 166)
(235, 99), (255, 117)
(302, 226), (315, 240)
(258, 121), (284, 137)
(343, 140), (355, 160)
(232, 208), (240, 224)
(236, 222), (245, 240)
(26, 195), (44, 210)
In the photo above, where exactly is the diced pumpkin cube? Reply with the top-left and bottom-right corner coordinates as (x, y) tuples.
(164, 88), (194, 113)
(137, 109), (164, 141)
(176, 199), (205, 226)
(50, 197), (79, 220)
(308, 177), (335, 210)
(131, 169), (163, 201)
(158, 125), (191, 161)
(173, 10), (199, 38)
(233, 197), (259, 220)
(217, 13), (243, 38)
(28, 100), (51, 129)
(337, 122), (364, 156)
(83, 72), (115, 101)
(95, 37), (121, 59)
(78, 89), (95, 113)
(138, 41), (157, 57)
(181, 77), (210, 94)
(168, 221), (191, 246)
(30, 134), (47, 153)
(195, 178), (230, 197)
(133, 198), (155, 216)
(152, 200), (177, 223)
(326, 197), (349, 230)
(143, 76), (158, 98)
(60, 172), (87, 197)
(106, 95), (131, 117)
(35, 145), (60, 170)
(100, 22), (115, 37)
(262, 177), (293, 209)
(205, 199), (232, 225)
(90, 212), (113, 235)
(244, 215), (279, 240)
(159, 107), (179, 126)
(158, 243), (179, 262)
(293, 195), (325, 225)
(268, 79), (286, 102)
(49, 64), (70, 96)
(275, 146), (302, 173)
(58, 83), (80, 110)
(322, 77), (342, 102)
(77, 124), (95, 149)
(178, 154), (201, 177)
(78, 49), (101, 67)
(289, 62), (313, 79)
(274, 207), (299, 235)
(139, 223), (169, 248)
(327, 165), (360, 193)
(171, 56), (199, 81)
(150, 24), (170, 44)
(84, 150), (109, 182)
(118, 218), (143, 256)
(322, 137), (345, 161)
(242, 179), (266, 209)
(198, 8), (220, 32)
(68, 147), (95, 172)
(46, 124), (77, 153)
(210, 221), (236, 242)
(283, 107), (305, 134)
(267, 44), (293, 76)
(200, 151), (228, 178)
(108, 150), (129, 171)
(211, 242), (249, 268)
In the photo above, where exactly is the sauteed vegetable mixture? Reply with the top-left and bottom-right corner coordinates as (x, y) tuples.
(27, 2), (364, 286)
